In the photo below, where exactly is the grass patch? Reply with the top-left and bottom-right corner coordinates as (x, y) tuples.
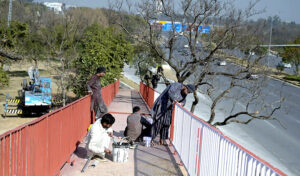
(38, 69), (49, 76)
(284, 75), (300, 82)
(120, 75), (139, 90)
(162, 67), (177, 81)
(8, 70), (28, 77)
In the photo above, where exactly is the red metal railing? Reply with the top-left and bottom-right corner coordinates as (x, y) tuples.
(102, 80), (120, 106)
(0, 80), (119, 176)
(139, 82), (155, 109)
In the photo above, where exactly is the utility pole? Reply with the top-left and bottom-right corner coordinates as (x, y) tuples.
(267, 17), (273, 67)
(7, 0), (12, 27)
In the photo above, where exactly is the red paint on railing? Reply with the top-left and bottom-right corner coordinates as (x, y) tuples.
(109, 112), (132, 115)
(102, 80), (119, 106)
(195, 128), (200, 175)
(139, 82), (155, 109)
(170, 103), (176, 142)
(196, 127), (203, 176)
(0, 81), (119, 176)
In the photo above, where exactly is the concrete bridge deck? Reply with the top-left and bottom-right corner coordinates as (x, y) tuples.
(60, 89), (183, 176)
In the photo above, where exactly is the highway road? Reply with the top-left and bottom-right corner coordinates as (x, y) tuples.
(124, 34), (300, 175)
(185, 77), (300, 176)
(224, 48), (297, 75)
(175, 35), (300, 175)
(124, 63), (300, 175)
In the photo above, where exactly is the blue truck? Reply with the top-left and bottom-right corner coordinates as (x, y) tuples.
(3, 67), (52, 117)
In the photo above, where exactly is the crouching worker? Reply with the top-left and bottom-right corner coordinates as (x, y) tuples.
(87, 113), (115, 161)
(124, 106), (152, 146)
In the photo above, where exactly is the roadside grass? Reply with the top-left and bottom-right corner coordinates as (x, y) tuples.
(120, 75), (140, 90)
(285, 75), (300, 82)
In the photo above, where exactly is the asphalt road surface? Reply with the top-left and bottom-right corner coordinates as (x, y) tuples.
(174, 35), (300, 175)
(224, 48), (297, 75)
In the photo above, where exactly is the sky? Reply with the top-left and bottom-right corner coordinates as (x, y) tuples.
(34, 0), (300, 23)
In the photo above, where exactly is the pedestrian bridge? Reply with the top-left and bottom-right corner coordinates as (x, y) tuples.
(0, 81), (286, 176)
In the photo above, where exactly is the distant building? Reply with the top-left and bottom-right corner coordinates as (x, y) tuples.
(43, 2), (65, 14)
(155, 0), (163, 13)
(65, 5), (77, 9)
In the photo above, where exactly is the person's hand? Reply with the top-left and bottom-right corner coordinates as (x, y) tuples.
(88, 90), (93, 95)
(104, 149), (111, 154)
(174, 101), (183, 106)
(107, 132), (113, 137)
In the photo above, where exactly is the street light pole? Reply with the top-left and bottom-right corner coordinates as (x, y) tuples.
(7, 0), (12, 27)
(268, 17), (273, 67)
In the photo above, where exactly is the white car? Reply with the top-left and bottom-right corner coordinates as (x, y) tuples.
(218, 61), (227, 66)
(184, 44), (189, 48)
(246, 74), (259, 80)
(283, 63), (292, 68)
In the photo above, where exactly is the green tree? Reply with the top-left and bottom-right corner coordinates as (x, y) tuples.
(131, 43), (162, 80)
(0, 21), (28, 86)
(0, 21), (29, 50)
(281, 38), (300, 75)
(0, 67), (9, 88)
(72, 24), (134, 96)
(22, 31), (47, 66)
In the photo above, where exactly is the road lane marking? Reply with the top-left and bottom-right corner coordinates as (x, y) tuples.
(294, 119), (300, 124)
(265, 121), (276, 129)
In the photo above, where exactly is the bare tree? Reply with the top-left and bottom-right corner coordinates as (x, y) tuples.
(40, 10), (85, 106)
(110, 0), (285, 127)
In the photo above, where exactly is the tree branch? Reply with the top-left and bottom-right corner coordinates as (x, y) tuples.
(0, 48), (23, 61)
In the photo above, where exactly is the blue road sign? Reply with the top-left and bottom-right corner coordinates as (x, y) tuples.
(162, 23), (172, 31)
(162, 23), (210, 33)
(162, 23), (187, 32)
(198, 26), (210, 33)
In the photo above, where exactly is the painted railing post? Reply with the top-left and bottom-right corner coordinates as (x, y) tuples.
(170, 103), (176, 142)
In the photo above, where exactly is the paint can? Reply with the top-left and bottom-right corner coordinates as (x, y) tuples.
(112, 142), (130, 163)
(143, 137), (152, 147)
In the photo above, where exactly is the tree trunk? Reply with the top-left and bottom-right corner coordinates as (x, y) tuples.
(190, 91), (198, 113)
(34, 58), (38, 68)
(207, 111), (215, 124)
(61, 58), (66, 106)
(296, 63), (300, 75)
(0, 48), (23, 61)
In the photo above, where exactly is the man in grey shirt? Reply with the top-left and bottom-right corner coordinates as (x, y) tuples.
(125, 106), (152, 143)
(87, 67), (108, 120)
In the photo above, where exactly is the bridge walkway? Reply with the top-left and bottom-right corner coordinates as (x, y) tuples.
(60, 88), (183, 176)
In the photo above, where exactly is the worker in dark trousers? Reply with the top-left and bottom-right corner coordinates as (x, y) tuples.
(87, 67), (108, 122)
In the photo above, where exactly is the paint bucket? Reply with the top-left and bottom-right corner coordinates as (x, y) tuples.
(143, 137), (152, 147)
(112, 142), (130, 163)
(146, 118), (153, 124)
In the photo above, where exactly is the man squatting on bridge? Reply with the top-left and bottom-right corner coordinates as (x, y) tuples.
(151, 82), (195, 145)
(87, 113), (115, 160)
(87, 67), (108, 120)
(124, 106), (152, 146)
